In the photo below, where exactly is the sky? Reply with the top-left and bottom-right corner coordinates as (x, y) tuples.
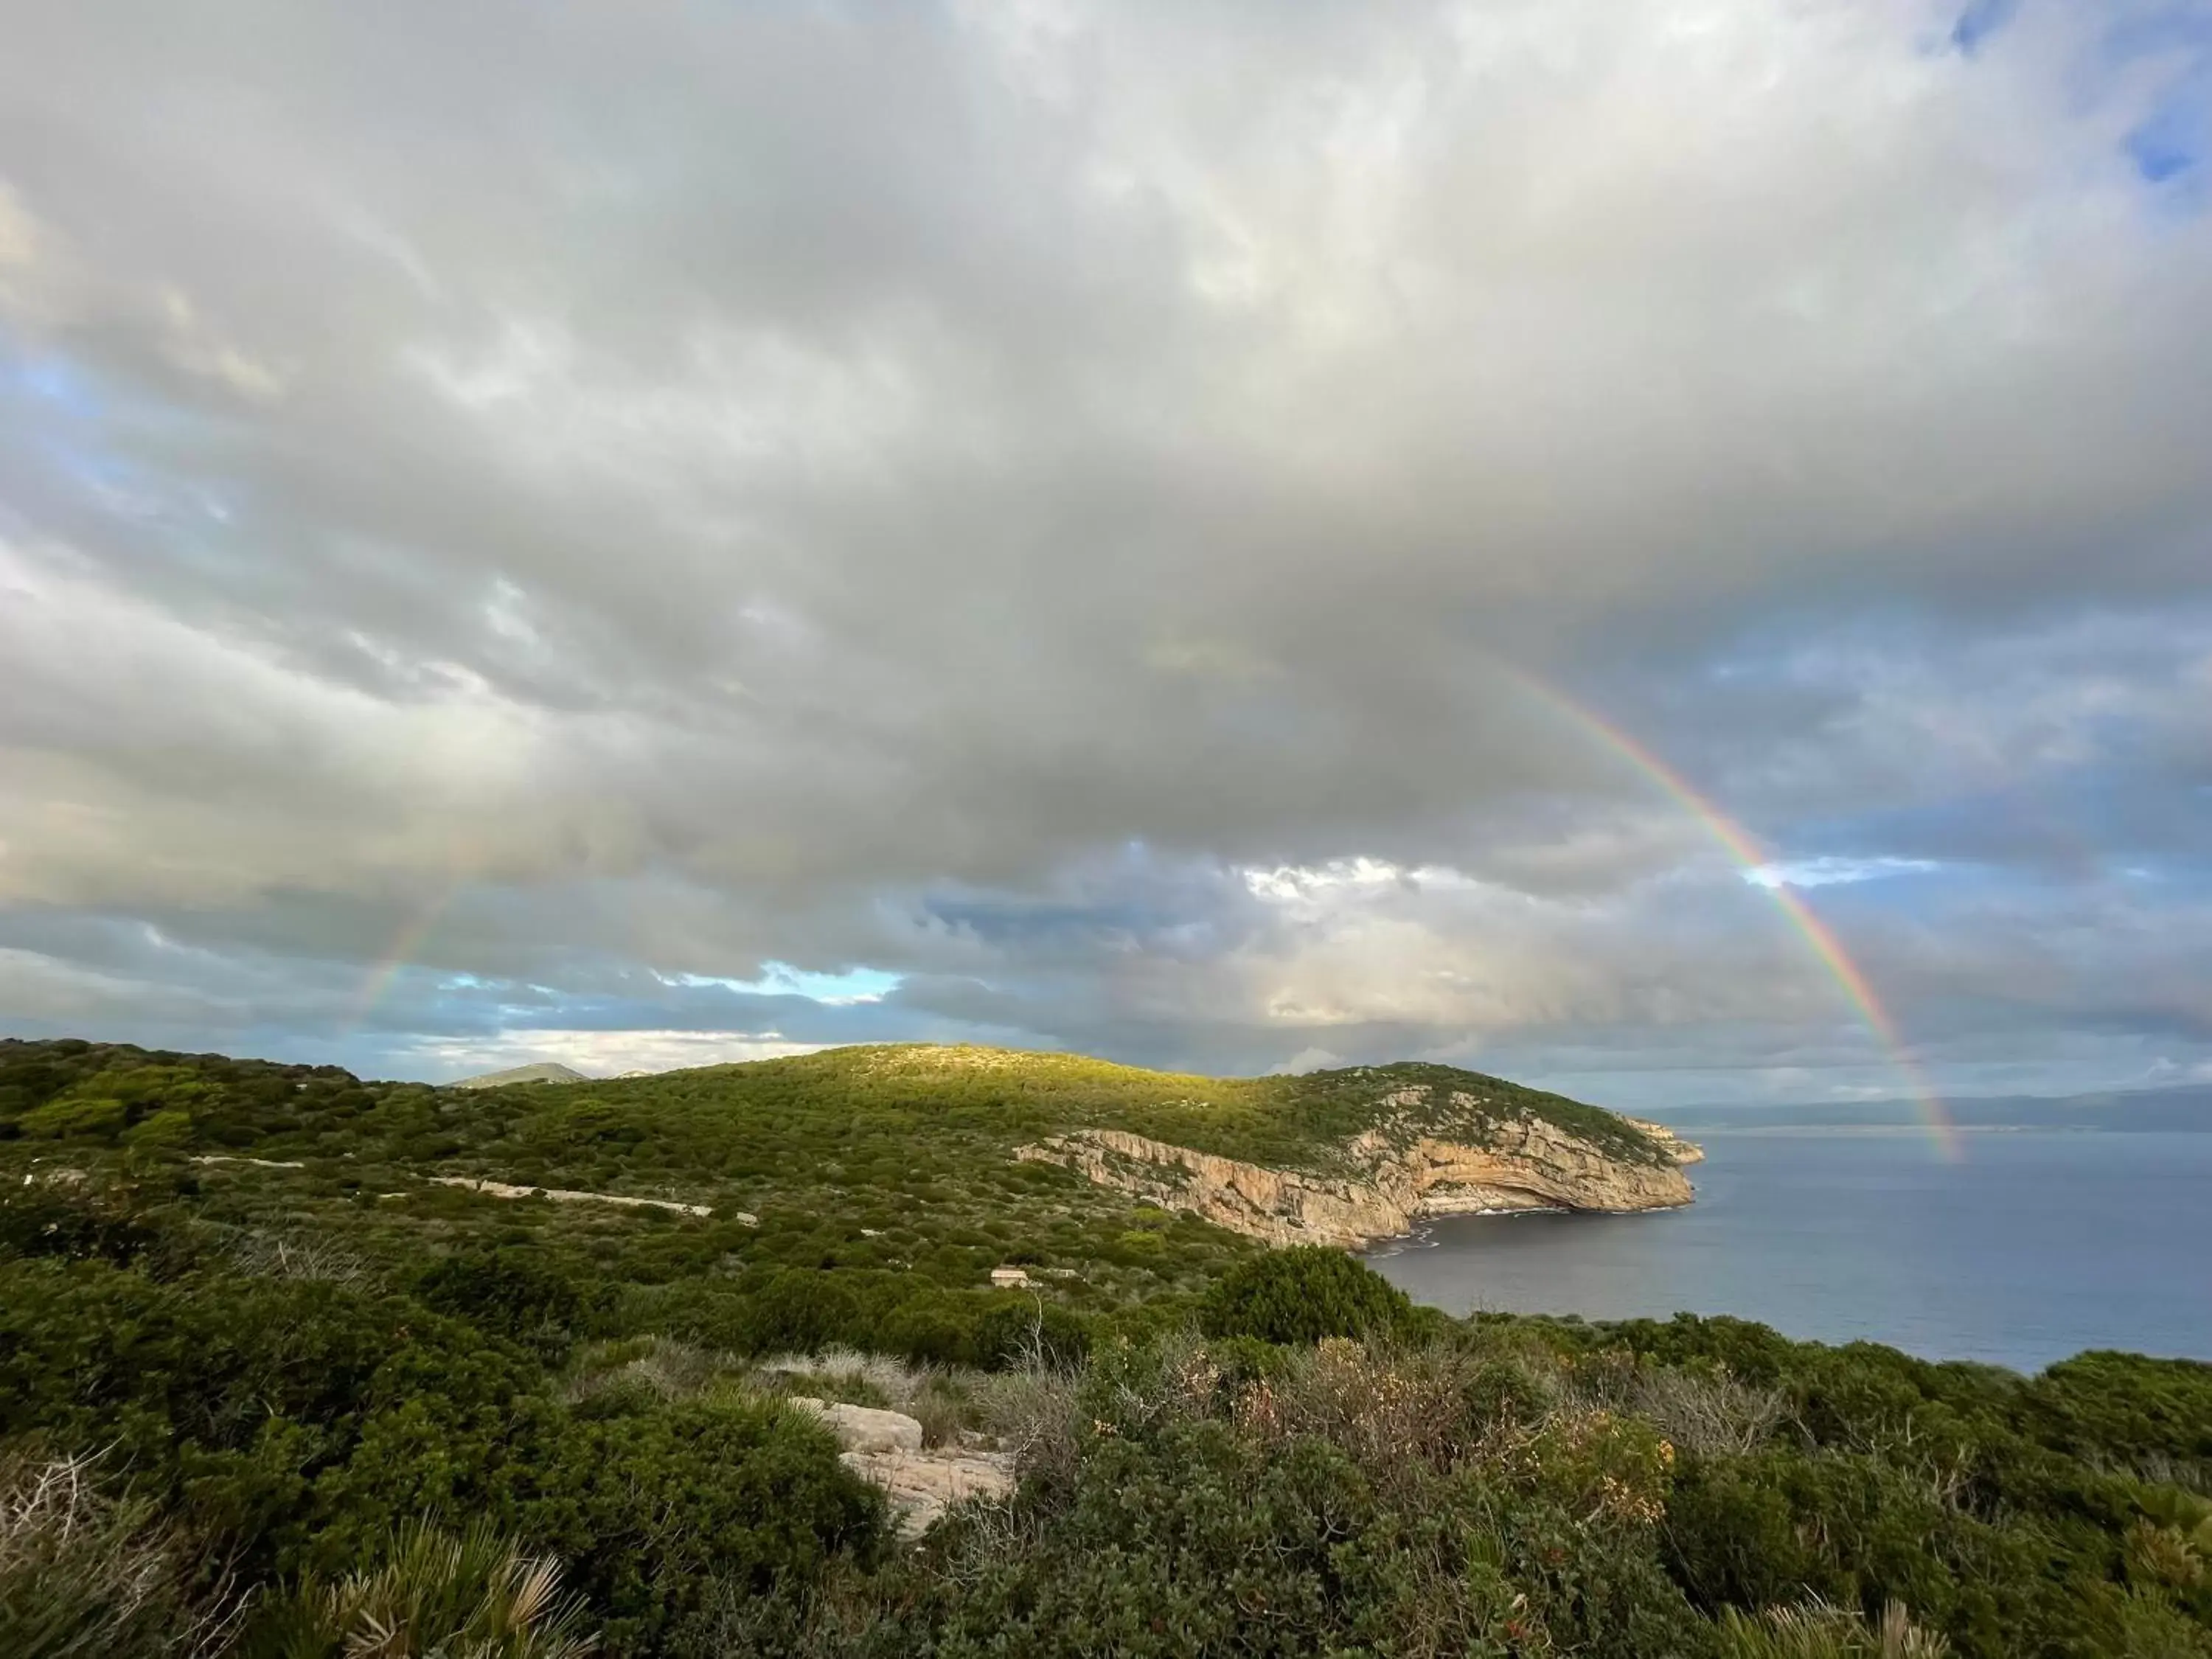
(1, 1), (2210, 1109)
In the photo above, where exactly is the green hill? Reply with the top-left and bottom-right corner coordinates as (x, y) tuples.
(0, 1037), (1677, 1315)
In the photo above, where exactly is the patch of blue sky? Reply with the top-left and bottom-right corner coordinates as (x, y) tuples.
(2101, 6), (2212, 194)
(2, 330), (243, 542)
(1, 341), (103, 417)
(1943, 3), (2210, 202)
(1742, 856), (1941, 890)
(1950, 0), (2019, 56)
(667, 961), (901, 1005)
(922, 893), (1175, 942)
(2127, 98), (2206, 189)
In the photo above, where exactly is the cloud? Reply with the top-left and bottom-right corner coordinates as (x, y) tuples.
(1, 1), (2209, 1102)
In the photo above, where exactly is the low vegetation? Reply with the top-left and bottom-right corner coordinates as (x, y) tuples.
(1, 1037), (2207, 1655)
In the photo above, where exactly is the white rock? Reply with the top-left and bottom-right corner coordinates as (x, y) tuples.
(787, 1397), (925, 1454)
(842, 1448), (1017, 1535)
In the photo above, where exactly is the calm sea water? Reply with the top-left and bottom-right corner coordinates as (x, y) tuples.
(1365, 1129), (2212, 1374)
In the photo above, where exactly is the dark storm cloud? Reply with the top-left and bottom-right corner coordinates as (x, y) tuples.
(2, 1), (2210, 1096)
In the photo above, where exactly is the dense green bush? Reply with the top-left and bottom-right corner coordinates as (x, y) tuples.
(511, 1397), (881, 1655)
(747, 1270), (864, 1354)
(1197, 1245), (1417, 1345)
(414, 1248), (594, 1354)
(974, 1297), (1092, 1370)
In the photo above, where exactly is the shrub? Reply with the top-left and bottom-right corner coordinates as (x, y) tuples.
(1633, 1361), (1789, 1457)
(15, 1097), (128, 1141)
(973, 1298), (1091, 1371)
(0, 1183), (177, 1270)
(0, 1447), (239, 1659)
(515, 1395), (882, 1655)
(1197, 1246), (1416, 1346)
(874, 1291), (981, 1368)
(246, 1516), (594, 1658)
(414, 1249), (588, 1354)
(2026, 1353), (2212, 1465)
(747, 1272), (861, 1356)
(1714, 1599), (1950, 1658)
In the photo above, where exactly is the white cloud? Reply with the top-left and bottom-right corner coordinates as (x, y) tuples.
(1242, 858), (1405, 902)
(1269, 1046), (1347, 1075)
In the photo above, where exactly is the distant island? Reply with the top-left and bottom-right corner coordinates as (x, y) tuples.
(2, 1035), (2206, 1658)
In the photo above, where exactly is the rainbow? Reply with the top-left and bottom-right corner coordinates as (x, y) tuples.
(1501, 667), (1961, 1161)
(344, 886), (461, 1034)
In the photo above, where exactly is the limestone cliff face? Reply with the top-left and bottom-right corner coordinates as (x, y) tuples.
(1016, 1101), (1698, 1249)
(1619, 1115), (1707, 1166)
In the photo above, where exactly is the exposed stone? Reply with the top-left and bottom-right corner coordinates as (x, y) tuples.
(989, 1265), (1034, 1287)
(785, 1399), (1016, 1533)
(786, 1397), (925, 1454)
(1619, 1116), (1706, 1165)
(844, 1447), (1017, 1535)
(1015, 1108), (1698, 1249)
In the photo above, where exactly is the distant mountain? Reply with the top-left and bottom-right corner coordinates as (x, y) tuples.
(1664, 1084), (2212, 1133)
(451, 1061), (592, 1090)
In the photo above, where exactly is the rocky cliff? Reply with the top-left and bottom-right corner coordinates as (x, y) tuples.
(1619, 1114), (1706, 1166)
(1017, 1090), (1699, 1248)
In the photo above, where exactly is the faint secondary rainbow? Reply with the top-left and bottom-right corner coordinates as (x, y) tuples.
(1501, 667), (1961, 1161)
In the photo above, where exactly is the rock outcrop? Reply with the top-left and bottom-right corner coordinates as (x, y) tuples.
(787, 1397), (925, 1453)
(843, 1447), (1018, 1535)
(1619, 1115), (1706, 1166)
(787, 1398), (1015, 1534)
(1016, 1094), (1698, 1249)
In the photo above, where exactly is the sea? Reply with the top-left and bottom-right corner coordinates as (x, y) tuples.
(1364, 1126), (2212, 1374)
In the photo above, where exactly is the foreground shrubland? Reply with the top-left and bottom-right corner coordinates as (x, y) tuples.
(712, 1258), (2211, 1657)
(5, 1236), (2208, 1656)
(3, 1040), (2209, 1655)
